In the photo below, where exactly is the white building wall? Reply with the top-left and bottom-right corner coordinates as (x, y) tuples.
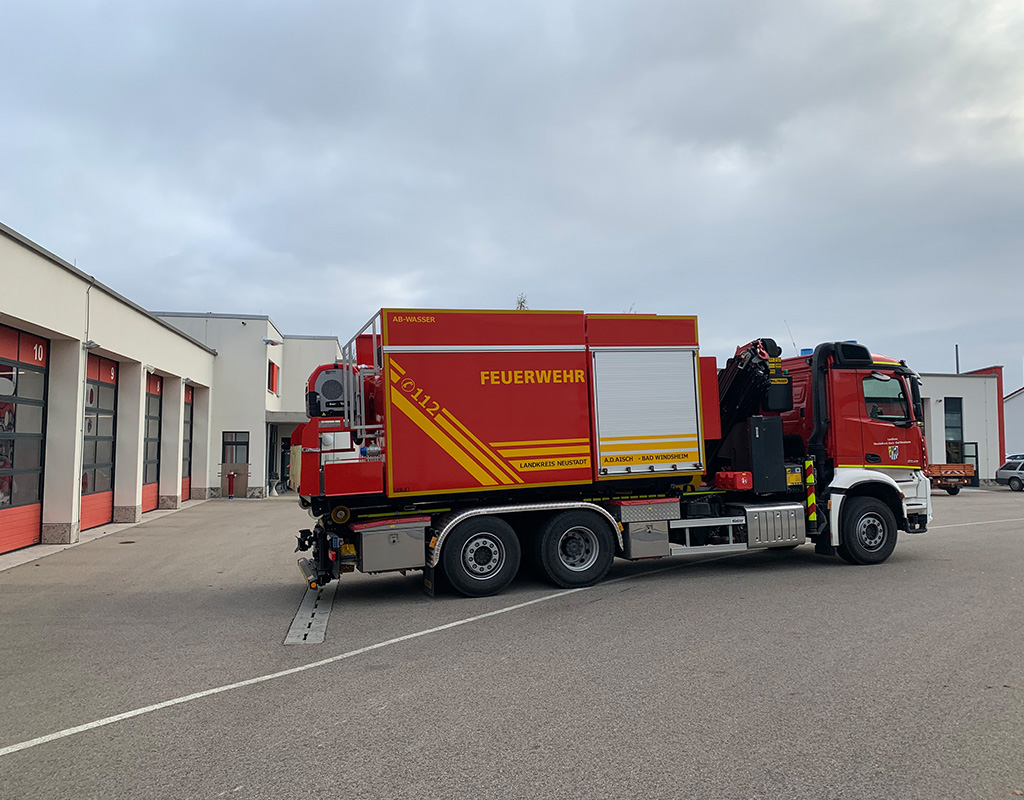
(1005, 389), (1024, 456)
(0, 223), (216, 547)
(155, 314), (271, 497)
(920, 373), (1001, 478)
(153, 316), (340, 497)
(280, 335), (343, 412)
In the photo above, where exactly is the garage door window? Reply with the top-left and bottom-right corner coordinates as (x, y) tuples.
(0, 360), (47, 509)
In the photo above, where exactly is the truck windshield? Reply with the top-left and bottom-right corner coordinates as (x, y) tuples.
(862, 375), (911, 424)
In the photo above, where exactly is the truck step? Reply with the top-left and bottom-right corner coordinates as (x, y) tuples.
(668, 543), (748, 555)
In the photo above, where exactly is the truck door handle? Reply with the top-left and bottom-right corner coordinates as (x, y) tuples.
(865, 453), (881, 463)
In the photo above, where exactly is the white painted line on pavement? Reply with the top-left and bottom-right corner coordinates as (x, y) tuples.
(930, 517), (1024, 530)
(0, 551), (745, 758)
(284, 582), (338, 645)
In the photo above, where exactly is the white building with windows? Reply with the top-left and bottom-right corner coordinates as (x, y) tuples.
(0, 221), (339, 556)
(918, 367), (1006, 482)
(153, 313), (341, 498)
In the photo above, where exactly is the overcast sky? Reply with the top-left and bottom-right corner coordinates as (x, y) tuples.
(2, 0), (1022, 389)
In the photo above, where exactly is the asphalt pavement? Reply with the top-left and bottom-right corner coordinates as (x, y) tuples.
(1, 489), (1022, 799)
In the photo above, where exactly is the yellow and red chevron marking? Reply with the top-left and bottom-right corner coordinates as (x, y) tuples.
(388, 360), (523, 487)
(804, 459), (817, 522)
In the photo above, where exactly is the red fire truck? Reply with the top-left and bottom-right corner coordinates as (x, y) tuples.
(290, 309), (931, 597)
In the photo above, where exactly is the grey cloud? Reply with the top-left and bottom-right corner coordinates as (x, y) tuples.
(1, 0), (1022, 385)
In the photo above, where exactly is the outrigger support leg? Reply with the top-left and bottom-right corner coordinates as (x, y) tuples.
(296, 524), (336, 589)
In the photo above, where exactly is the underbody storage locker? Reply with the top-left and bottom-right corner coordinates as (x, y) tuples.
(585, 314), (704, 481)
(352, 517), (429, 572)
(607, 498), (681, 558)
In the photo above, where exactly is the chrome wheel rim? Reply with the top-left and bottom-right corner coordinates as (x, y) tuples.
(462, 534), (505, 580)
(856, 513), (887, 552)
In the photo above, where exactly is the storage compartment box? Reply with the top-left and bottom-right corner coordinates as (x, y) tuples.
(353, 516), (428, 572)
(606, 497), (681, 523)
(623, 520), (670, 559)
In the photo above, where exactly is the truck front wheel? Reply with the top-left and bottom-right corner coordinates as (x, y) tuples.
(837, 496), (897, 565)
(535, 510), (615, 589)
(442, 516), (521, 597)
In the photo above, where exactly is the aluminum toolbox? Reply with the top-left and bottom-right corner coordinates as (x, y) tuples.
(623, 520), (671, 559)
(352, 516), (428, 572)
(606, 498), (681, 523)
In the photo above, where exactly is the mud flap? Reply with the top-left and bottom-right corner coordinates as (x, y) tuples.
(422, 564), (436, 597)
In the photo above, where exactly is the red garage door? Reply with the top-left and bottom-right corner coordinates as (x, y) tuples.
(142, 374), (162, 513)
(0, 324), (48, 554)
(181, 385), (193, 501)
(81, 355), (118, 531)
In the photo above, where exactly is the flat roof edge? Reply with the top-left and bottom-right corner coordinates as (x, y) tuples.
(154, 311), (272, 322)
(282, 334), (342, 342)
(920, 372), (998, 378)
(1, 221), (217, 356)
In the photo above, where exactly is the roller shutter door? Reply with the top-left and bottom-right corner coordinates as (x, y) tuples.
(0, 324), (48, 553)
(142, 374), (162, 513)
(181, 385), (193, 501)
(81, 355), (118, 531)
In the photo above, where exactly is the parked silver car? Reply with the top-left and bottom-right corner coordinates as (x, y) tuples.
(995, 460), (1024, 491)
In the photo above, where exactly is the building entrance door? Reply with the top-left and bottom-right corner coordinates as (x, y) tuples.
(221, 431), (250, 498)
(962, 441), (980, 487)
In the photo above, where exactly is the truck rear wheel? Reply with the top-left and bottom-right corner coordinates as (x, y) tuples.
(442, 516), (521, 597)
(838, 496), (897, 565)
(945, 486), (961, 496)
(535, 510), (615, 589)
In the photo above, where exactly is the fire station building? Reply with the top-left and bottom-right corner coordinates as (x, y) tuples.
(0, 221), (338, 556)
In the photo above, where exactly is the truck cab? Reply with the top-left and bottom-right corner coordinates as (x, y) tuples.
(778, 342), (930, 561)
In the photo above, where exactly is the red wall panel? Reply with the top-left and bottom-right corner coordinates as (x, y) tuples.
(382, 309), (585, 348)
(99, 358), (118, 384)
(0, 326), (17, 360)
(80, 491), (114, 531)
(384, 349), (592, 497)
(181, 477), (191, 501)
(699, 356), (722, 441)
(18, 333), (48, 367)
(142, 483), (159, 513)
(585, 314), (698, 348)
(0, 504), (42, 553)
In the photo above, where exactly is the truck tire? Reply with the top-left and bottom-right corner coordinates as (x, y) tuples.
(1010, 477), (1023, 492)
(442, 516), (521, 597)
(838, 496), (897, 565)
(535, 510), (615, 589)
(945, 486), (961, 496)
